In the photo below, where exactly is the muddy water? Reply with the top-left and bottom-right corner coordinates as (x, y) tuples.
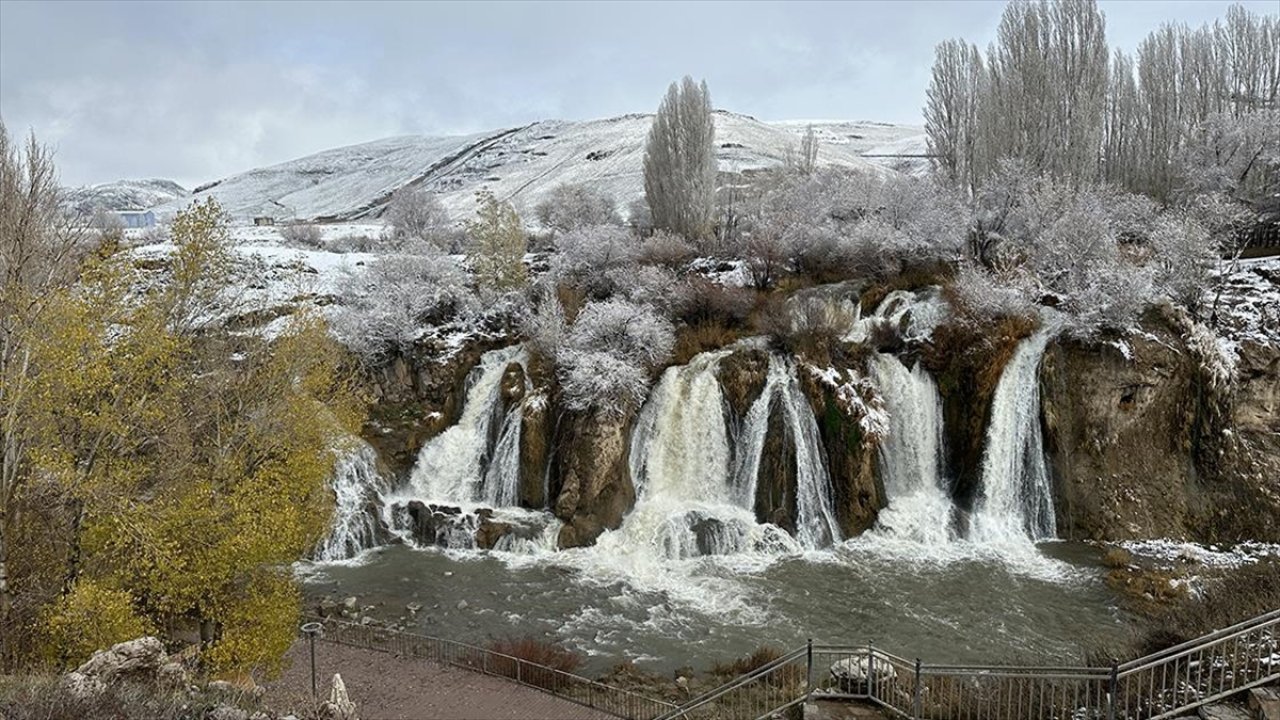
(298, 538), (1127, 676)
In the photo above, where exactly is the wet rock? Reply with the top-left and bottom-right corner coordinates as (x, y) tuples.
(341, 597), (358, 612)
(318, 596), (340, 618)
(405, 602), (423, 615)
(456, 600), (469, 610)
(554, 407), (637, 548)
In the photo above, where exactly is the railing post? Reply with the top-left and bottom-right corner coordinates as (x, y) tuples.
(867, 644), (876, 700)
(806, 638), (814, 699)
(1107, 663), (1118, 720)
(913, 658), (922, 719)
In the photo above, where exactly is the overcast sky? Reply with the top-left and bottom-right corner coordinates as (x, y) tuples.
(0, 0), (1273, 188)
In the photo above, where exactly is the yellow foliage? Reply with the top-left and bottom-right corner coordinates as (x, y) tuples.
(42, 580), (153, 668)
(13, 199), (365, 676)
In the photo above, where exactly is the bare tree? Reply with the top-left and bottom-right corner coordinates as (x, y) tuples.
(643, 76), (717, 242)
(534, 183), (620, 235)
(0, 123), (86, 666)
(387, 186), (451, 249)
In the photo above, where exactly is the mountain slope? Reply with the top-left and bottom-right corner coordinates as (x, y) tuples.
(153, 112), (912, 224)
(65, 178), (189, 214)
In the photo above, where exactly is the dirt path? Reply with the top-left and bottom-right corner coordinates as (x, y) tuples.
(263, 640), (615, 720)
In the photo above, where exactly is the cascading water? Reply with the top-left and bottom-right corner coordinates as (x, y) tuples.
(405, 345), (527, 505)
(732, 357), (842, 549)
(866, 353), (957, 544)
(615, 350), (788, 560)
(314, 441), (390, 562)
(969, 326), (1058, 544)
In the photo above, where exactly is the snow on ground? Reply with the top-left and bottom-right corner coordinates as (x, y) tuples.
(771, 119), (930, 176)
(65, 178), (190, 214)
(1210, 256), (1280, 347)
(1118, 539), (1280, 569)
(149, 112), (906, 225)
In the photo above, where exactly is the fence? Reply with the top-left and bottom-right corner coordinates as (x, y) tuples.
(657, 608), (1280, 720)
(303, 615), (678, 720)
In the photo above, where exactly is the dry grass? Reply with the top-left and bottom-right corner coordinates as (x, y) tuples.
(709, 645), (787, 679)
(0, 674), (265, 720)
(1101, 546), (1134, 569)
(673, 321), (745, 365)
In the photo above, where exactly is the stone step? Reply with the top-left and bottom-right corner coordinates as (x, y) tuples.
(1250, 686), (1280, 720)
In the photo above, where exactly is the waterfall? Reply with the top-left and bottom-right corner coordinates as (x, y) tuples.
(406, 345), (528, 506)
(732, 356), (842, 550)
(969, 327), (1057, 544)
(600, 351), (800, 562)
(315, 442), (390, 562)
(866, 353), (957, 544)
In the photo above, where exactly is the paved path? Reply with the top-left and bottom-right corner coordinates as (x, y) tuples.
(264, 640), (615, 720)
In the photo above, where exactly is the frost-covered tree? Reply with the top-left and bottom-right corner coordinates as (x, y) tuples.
(534, 183), (620, 235)
(387, 186), (451, 249)
(334, 246), (476, 359)
(550, 225), (639, 299)
(926, 39), (985, 192)
(643, 76), (717, 241)
(1177, 109), (1280, 210)
(466, 191), (527, 293)
(557, 298), (674, 415)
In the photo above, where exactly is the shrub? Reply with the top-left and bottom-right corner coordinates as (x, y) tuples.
(0, 674), (263, 720)
(279, 223), (324, 247)
(638, 230), (697, 268)
(1101, 547), (1133, 569)
(764, 295), (857, 362)
(672, 278), (755, 328)
(710, 645), (786, 678)
(387, 186), (451, 248)
(486, 636), (584, 690)
(550, 225), (639, 298)
(534, 183), (620, 235)
(41, 581), (153, 668)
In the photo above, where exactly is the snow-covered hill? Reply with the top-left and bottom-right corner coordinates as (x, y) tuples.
(771, 120), (930, 176)
(151, 112), (920, 224)
(65, 178), (189, 214)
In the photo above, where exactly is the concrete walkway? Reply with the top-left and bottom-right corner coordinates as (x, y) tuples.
(263, 640), (614, 720)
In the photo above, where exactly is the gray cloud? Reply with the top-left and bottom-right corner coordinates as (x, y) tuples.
(0, 0), (1271, 187)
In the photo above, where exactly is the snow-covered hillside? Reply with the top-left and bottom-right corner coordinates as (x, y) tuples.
(65, 178), (189, 214)
(151, 112), (916, 224)
(772, 120), (930, 176)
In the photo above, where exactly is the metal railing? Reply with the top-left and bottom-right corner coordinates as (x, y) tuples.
(657, 608), (1280, 720)
(303, 615), (678, 720)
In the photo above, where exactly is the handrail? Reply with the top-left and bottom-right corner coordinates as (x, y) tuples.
(1117, 606), (1280, 673)
(656, 607), (1280, 720)
(302, 614), (678, 720)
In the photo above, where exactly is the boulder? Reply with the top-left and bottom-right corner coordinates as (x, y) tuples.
(1197, 702), (1251, 720)
(1250, 686), (1280, 720)
(209, 706), (249, 720)
(75, 636), (167, 683)
(829, 657), (897, 694)
(61, 671), (106, 699)
(554, 407), (637, 548)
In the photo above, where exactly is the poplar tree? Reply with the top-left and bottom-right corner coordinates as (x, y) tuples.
(643, 76), (717, 241)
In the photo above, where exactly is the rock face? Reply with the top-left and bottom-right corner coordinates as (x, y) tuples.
(1040, 314), (1200, 540)
(363, 336), (511, 477)
(799, 363), (883, 538)
(1041, 308), (1280, 543)
(553, 408), (637, 548)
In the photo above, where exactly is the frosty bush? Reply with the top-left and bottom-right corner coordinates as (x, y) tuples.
(279, 222), (323, 247)
(637, 230), (696, 268)
(550, 225), (639, 298)
(535, 183), (621, 235)
(388, 186), (451, 249)
(556, 298), (674, 416)
(334, 246), (476, 359)
(947, 263), (1038, 323)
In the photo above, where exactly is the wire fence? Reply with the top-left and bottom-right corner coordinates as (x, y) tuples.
(658, 608), (1280, 720)
(302, 615), (679, 720)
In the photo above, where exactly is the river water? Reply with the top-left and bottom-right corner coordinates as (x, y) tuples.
(298, 537), (1126, 676)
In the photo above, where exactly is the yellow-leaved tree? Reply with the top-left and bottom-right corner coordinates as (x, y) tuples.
(466, 190), (527, 293)
(1, 127), (363, 676)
